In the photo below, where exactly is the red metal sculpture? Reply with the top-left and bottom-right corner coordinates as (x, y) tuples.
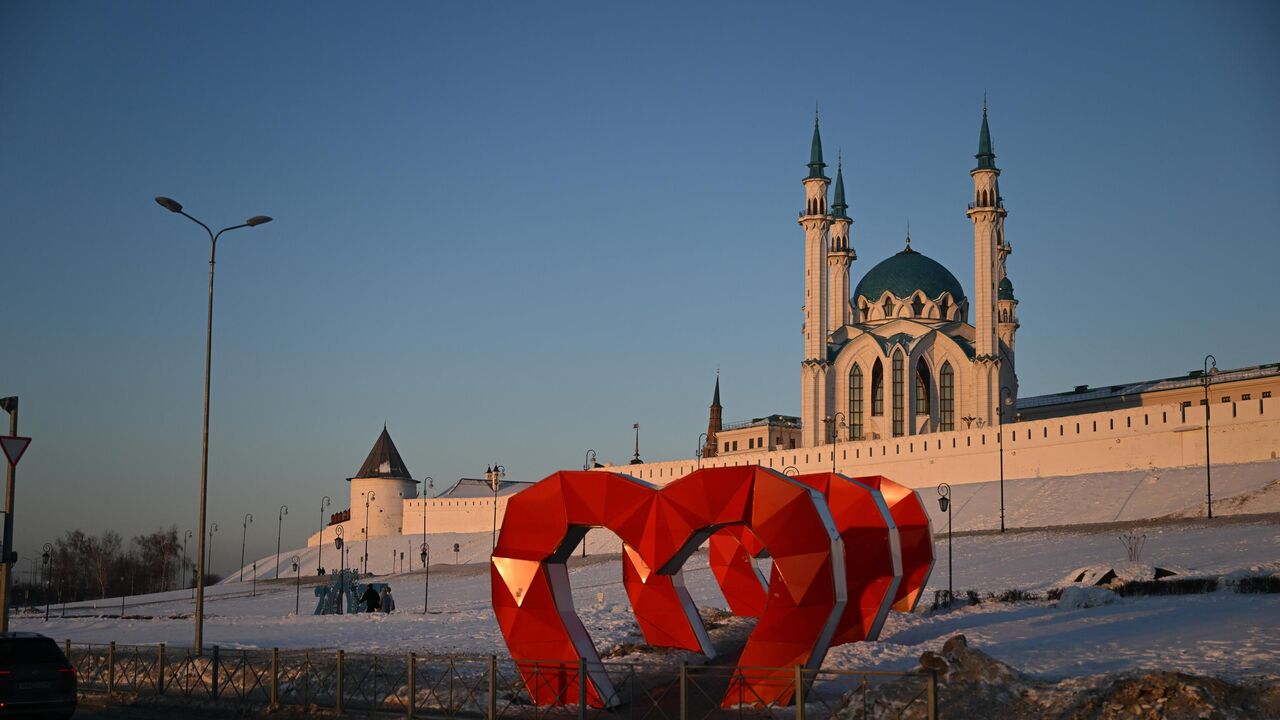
(705, 473), (934, 644)
(491, 466), (845, 708)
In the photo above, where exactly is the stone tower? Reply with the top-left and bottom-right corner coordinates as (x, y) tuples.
(800, 113), (832, 446)
(964, 101), (1009, 424)
(703, 373), (722, 458)
(828, 155), (856, 330)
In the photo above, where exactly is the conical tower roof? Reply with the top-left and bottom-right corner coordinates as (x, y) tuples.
(975, 101), (997, 171)
(352, 426), (417, 481)
(807, 112), (827, 180)
(832, 157), (849, 218)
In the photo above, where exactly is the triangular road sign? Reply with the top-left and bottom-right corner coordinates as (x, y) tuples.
(0, 436), (31, 467)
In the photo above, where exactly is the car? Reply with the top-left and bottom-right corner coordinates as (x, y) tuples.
(0, 632), (76, 719)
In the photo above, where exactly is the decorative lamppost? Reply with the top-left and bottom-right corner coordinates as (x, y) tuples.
(1200, 354), (1219, 519)
(937, 483), (953, 605)
(206, 522), (218, 584)
(251, 562), (257, 597)
(155, 196), (272, 653)
(488, 464), (505, 551)
(360, 493), (374, 575)
(239, 513), (253, 582)
(997, 386), (1014, 533)
(41, 543), (52, 622)
(696, 433), (708, 469)
(583, 449), (596, 471)
(182, 530), (192, 593)
(290, 556), (300, 615)
(823, 413), (846, 472)
(334, 525), (345, 614)
(275, 505), (289, 580)
(421, 476), (432, 613)
(317, 495), (331, 575)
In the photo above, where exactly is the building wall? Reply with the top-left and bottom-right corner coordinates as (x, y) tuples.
(1018, 373), (1279, 421)
(306, 494), (514, 546)
(601, 397), (1279, 492)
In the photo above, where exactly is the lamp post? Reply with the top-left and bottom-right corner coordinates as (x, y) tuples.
(696, 433), (707, 469)
(1203, 354), (1218, 519)
(275, 505), (289, 580)
(252, 562), (257, 597)
(997, 386), (1014, 533)
(155, 196), (272, 654)
(583, 450), (596, 471)
(290, 556), (300, 615)
(41, 543), (52, 622)
(361, 493), (374, 574)
(206, 523), (218, 584)
(823, 413), (846, 472)
(239, 513), (253, 582)
(421, 477), (432, 613)
(182, 530), (192, 593)
(0, 395), (19, 633)
(488, 465), (505, 552)
(937, 483), (953, 605)
(317, 495), (331, 575)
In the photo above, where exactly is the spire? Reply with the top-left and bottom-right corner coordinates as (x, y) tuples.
(807, 108), (827, 179)
(832, 153), (848, 218)
(904, 221), (913, 252)
(353, 426), (415, 481)
(975, 97), (997, 170)
(711, 371), (721, 407)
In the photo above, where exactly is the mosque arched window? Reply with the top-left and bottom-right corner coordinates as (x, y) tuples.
(915, 359), (931, 417)
(882, 298), (894, 319)
(939, 297), (951, 320)
(940, 362), (955, 432)
(850, 364), (864, 440)
(912, 296), (925, 317)
(892, 350), (905, 437)
(871, 359), (884, 416)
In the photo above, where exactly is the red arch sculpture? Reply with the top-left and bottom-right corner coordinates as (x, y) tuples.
(491, 466), (846, 708)
(705, 473), (934, 644)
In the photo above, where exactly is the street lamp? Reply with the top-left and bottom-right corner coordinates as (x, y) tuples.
(937, 483), (953, 605)
(41, 543), (52, 622)
(696, 433), (708, 469)
(275, 505), (289, 580)
(823, 413), (846, 472)
(1203, 354), (1219, 519)
(583, 450), (597, 471)
(361, 493), (375, 575)
(317, 495), (331, 575)
(997, 386), (1014, 533)
(290, 556), (300, 615)
(206, 523), (218, 584)
(488, 464), (505, 551)
(155, 196), (272, 653)
(182, 530), (192, 593)
(421, 476), (432, 614)
(0, 395), (20, 632)
(240, 513), (254, 582)
(252, 562), (257, 597)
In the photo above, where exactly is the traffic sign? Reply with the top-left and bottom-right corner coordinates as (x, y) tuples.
(0, 436), (30, 467)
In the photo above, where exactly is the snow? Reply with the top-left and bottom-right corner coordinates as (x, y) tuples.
(1056, 586), (1120, 609)
(14, 514), (1280, 685)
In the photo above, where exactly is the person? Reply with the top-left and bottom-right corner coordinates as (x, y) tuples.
(378, 585), (394, 613)
(359, 583), (381, 613)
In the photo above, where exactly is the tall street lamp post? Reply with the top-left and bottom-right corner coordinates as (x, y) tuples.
(937, 483), (953, 605)
(239, 513), (253, 582)
(0, 395), (19, 632)
(824, 413), (846, 472)
(1203, 354), (1218, 519)
(583, 450), (596, 471)
(487, 465), (505, 551)
(275, 505), (289, 580)
(251, 562), (257, 597)
(420, 542), (430, 614)
(696, 433), (707, 469)
(41, 543), (52, 622)
(421, 477), (432, 613)
(181, 530), (192, 592)
(361, 493), (374, 574)
(155, 197), (272, 654)
(206, 523), (218, 585)
(997, 386), (1014, 532)
(317, 496), (331, 574)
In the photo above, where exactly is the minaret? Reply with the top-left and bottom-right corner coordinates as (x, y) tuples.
(965, 99), (1009, 423)
(703, 373), (722, 458)
(828, 155), (855, 330)
(997, 277), (1019, 362)
(799, 111), (832, 446)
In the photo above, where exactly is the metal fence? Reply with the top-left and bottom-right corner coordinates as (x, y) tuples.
(65, 641), (937, 719)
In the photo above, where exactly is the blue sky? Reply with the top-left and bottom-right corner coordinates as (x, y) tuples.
(2, 1), (1277, 571)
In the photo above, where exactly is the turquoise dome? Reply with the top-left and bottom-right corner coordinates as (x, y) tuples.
(998, 277), (1016, 300)
(854, 247), (966, 303)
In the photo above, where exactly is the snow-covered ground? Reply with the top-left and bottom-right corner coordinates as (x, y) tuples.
(15, 514), (1280, 684)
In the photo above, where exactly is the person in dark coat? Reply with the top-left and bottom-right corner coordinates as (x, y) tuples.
(359, 584), (381, 613)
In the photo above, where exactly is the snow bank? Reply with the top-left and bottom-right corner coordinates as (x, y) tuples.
(1057, 586), (1120, 609)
